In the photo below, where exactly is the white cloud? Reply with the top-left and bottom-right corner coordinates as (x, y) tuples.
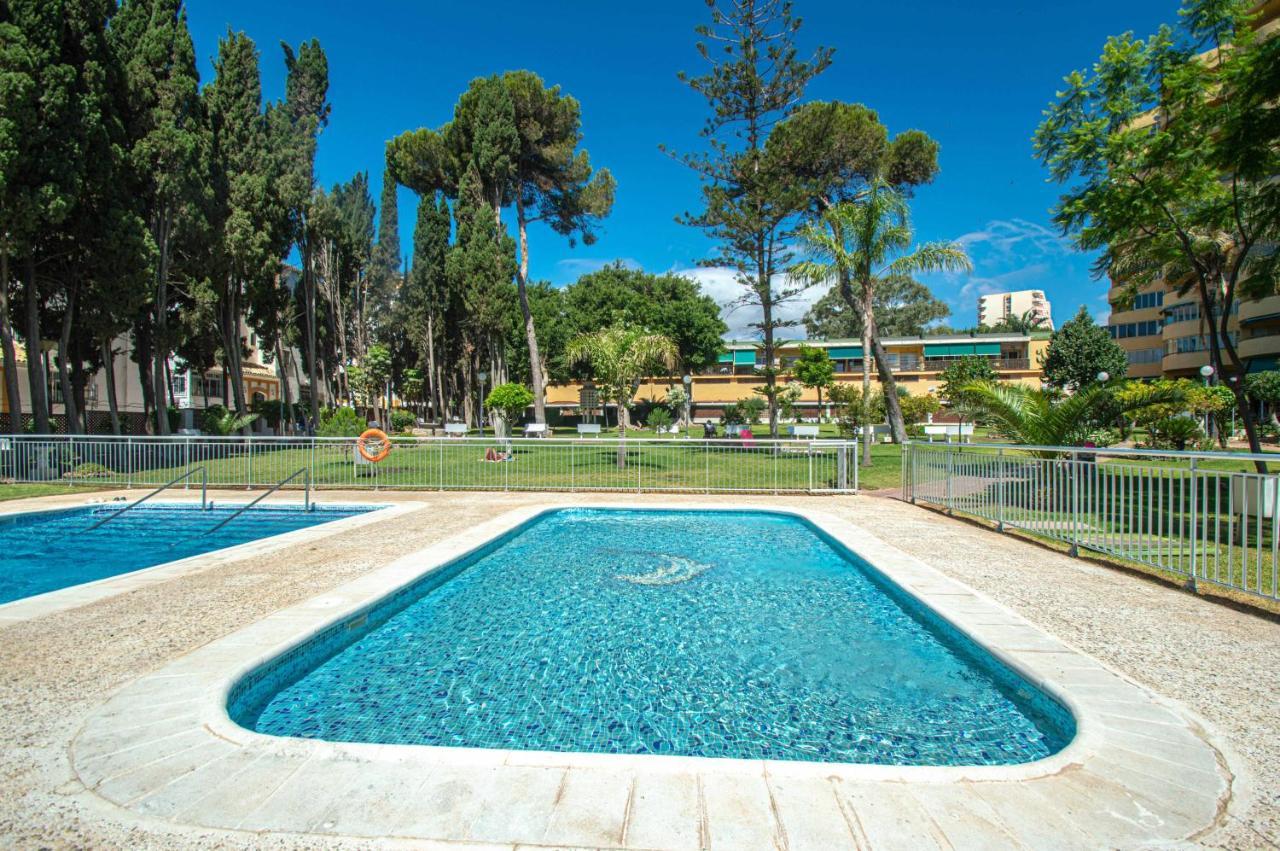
(675, 266), (826, 340)
(954, 219), (1073, 259)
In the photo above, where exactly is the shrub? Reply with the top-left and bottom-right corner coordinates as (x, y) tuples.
(1146, 416), (1203, 451)
(720, 402), (744, 426)
(65, 462), (114, 479)
(485, 383), (534, 436)
(318, 406), (365, 438)
(389, 408), (416, 433)
(200, 405), (259, 436)
(738, 396), (765, 425)
(646, 407), (674, 431)
(251, 398), (288, 429)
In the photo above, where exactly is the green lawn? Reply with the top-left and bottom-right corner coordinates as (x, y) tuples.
(0, 483), (106, 501)
(52, 437), (861, 494)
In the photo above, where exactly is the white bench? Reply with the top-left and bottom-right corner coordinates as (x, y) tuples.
(789, 424), (820, 439)
(523, 423), (549, 438)
(576, 423), (601, 437)
(443, 423), (469, 437)
(922, 423), (974, 442)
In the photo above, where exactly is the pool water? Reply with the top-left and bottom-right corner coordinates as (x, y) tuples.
(231, 509), (1075, 766)
(0, 503), (375, 605)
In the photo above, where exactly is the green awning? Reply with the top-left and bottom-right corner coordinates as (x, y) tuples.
(924, 342), (1001, 357)
(717, 351), (733, 364)
(733, 350), (757, 366)
(827, 346), (863, 359)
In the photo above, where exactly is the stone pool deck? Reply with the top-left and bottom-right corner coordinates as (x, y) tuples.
(0, 489), (1275, 849)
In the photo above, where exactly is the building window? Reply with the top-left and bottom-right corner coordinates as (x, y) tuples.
(1108, 320), (1160, 339)
(1167, 333), (1238, 355)
(1127, 347), (1163, 365)
(1133, 291), (1164, 310)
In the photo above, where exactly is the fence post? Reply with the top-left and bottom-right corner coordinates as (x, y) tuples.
(945, 447), (954, 515)
(247, 438), (254, 491)
(997, 448), (1005, 532)
(1188, 458), (1199, 591)
(1070, 449), (1081, 557)
(772, 442), (778, 495)
(570, 441), (576, 493)
(126, 437), (134, 490)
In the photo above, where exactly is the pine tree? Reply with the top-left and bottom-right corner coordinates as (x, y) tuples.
(668, 0), (832, 437)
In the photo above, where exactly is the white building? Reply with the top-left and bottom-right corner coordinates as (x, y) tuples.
(977, 289), (1053, 330)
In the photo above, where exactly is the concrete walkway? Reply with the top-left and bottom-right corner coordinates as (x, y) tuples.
(0, 490), (1274, 849)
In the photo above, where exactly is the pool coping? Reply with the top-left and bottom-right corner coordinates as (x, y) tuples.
(68, 501), (1237, 848)
(0, 499), (420, 625)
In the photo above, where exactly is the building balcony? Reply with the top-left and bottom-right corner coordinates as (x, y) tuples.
(1238, 332), (1280, 361)
(1162, 349), (1212, 374)
(1238, 295), (1280, 327)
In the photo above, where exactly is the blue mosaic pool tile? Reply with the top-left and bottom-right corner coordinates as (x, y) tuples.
(230, 509), (1075, 766)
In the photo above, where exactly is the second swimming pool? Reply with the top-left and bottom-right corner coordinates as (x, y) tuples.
(230, 508), (1074, 766)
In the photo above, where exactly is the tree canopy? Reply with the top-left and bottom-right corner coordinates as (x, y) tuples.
(1039, 306), (1127, 393)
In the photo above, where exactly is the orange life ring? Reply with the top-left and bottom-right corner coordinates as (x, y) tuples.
(357, 428), (392, 463)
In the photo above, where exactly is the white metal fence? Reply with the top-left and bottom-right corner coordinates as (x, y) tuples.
(0, 434), (857, 495)
(903, 441), (1280, 602)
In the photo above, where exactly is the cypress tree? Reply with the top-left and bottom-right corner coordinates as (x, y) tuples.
(109, 0), (207, 434)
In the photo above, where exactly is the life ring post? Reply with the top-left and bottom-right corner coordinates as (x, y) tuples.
(357, 428), (392, 463)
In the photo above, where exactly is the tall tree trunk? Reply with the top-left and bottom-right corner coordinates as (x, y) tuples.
(220, 284), (249, 433)
(303, 243), (320, 425)
(101, 338), (121, 435)
(871, 335), (908, 444)
(860, 280), (873, 465)
(426, 312), (441, 421)
(0, 253), (23, 434)
(135, 317), (155, 433)
(23, 257), (49, 434)
(1203, 275), (1266, 473)
(276, 338), (293, 435)
(56, 285), (79, 434)
(152, 213), (172, 436)
(514, 197), (546, 424)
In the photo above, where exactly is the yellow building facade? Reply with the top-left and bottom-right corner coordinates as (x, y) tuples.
(547, 333), (1049, 418)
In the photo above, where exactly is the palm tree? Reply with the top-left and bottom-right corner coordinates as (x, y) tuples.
(959, 381), (1184, 455)
(794, 181), (972, 464)
(989, 309), (1049, 334)
(565, 326), (679, 466)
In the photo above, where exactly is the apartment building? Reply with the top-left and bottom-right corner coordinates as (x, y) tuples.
(977, 290), (1053, 330)
(1106, 1), (1280, 380)
(0, 328), (294, 434)
(546, 333), (1049, 420)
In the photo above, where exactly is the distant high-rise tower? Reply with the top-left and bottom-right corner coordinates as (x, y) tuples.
(977, 290), (1053, 330)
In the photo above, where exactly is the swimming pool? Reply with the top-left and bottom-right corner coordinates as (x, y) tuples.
(0, 503), (375, 605)
(231, 508), (1074, 766)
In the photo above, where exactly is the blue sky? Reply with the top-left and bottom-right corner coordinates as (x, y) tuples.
(185, 0), (1178, 337)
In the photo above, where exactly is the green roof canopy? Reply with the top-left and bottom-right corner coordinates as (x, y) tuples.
(717, 351), (733, 364)
(733, 350), (757, 366)
(827, 346), (863, 359)
(924, 342), (1001, 357)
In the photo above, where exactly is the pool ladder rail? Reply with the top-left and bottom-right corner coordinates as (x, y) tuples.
(86, 467), (209, 531)
(201, 467), (313, 536)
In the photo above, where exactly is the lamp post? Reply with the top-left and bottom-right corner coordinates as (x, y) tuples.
(682, 374), (692, 432)
(1200, 364), (1216, 438)
(1096, 370), (1110, 384)
(477, 370), (489, 433)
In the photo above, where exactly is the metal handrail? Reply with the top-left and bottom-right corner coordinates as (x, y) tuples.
(87, 467), (208, 531)
(202, 467), (311, 536)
